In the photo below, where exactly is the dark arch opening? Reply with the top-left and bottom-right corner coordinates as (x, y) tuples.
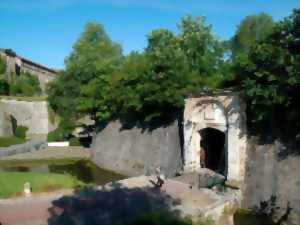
(200, 128), (226, 175)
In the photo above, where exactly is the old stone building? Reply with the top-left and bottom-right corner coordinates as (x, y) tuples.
(183, 90), (247, 185)
(0, 48), (57, 92)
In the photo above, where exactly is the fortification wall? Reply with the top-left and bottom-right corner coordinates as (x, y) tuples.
(91, 119), (182, 177)
(0, 99), (56, 138)
(243, 139), (300, 225)
(0, 109), (13, 137)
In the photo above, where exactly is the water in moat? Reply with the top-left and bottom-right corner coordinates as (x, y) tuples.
(0, 159), (126, 185)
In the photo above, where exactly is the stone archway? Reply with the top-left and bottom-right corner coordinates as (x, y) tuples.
(183, 91), (247, 185)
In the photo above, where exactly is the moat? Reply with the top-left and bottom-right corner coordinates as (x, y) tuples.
(0, 159), (126, 185)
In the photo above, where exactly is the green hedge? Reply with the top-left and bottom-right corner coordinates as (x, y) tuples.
(15, 126), (28, 139)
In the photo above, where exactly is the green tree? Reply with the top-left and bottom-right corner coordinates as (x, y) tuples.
(116, 30), (190, 122)
(232, 9), (300, 139)
(48, 22), (123, 123)
(178, 15), (224, 79)
(49, 16), (225, 125)
(231, 13), (274, 57)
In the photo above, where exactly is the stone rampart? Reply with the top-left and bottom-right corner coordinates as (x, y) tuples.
(0, 99), (56, 138)
(243, 139), (300, 225)
(91, 119), (182, 177)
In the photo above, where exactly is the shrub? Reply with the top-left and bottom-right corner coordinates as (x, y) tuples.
(14, 126), (28, 138)
(9, 72), (41, 96)
(47, 129), (63, 142)
(0, 57), (6, 75)
(0, 79), (9, 95)
(69, 137), (82, 146)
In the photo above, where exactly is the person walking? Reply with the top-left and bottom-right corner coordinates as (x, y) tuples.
(155, 166), (165, 187)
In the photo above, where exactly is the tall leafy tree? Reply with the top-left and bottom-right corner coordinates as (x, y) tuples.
(231, 13), (275, 57)
(48, 22), (123, 122)
(178, 15), (224, 77)
(233, 9), (300, 139)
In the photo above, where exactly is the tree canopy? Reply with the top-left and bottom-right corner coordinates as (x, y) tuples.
(231, 9), (300, 140)
(230, 13), (275, 57)
(48, 16), (225, 126)
(48, 9), (300, 144)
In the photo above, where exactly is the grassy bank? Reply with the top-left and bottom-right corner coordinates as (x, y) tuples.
(0, 171), (85, 198)
(0, 137), (26, 147)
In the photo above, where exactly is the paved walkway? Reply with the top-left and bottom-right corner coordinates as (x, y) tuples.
(0, 176), (240, 225)
(0, 147), (90, 161)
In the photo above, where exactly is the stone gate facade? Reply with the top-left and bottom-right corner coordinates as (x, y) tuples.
(183, 90), (247, 184)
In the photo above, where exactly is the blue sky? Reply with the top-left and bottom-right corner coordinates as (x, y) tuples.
(0, 0), (299, 68)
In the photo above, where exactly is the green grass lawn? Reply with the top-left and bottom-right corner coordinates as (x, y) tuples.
(0, 137), (27, 147)
(0, 171), (85, 198)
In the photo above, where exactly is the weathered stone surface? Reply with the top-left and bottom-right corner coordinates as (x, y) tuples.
(183, 91), (247, 184)
(0, 139), (47, 157)
(243, 139), (300, 225)
(91, 119), (182, 177)
(0, 49), (57, 93)
(0, 99), (57, 138)
(0, 108), (13, 137)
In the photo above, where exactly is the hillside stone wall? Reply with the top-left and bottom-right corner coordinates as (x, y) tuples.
(243, 139), (300, 225)
(91, 119), (182, 177)
(0, 109), (13, 137)
(0, 99), (56, 138)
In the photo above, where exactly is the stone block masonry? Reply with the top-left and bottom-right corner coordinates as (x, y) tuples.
(0, 99), (57, 138)
(91, 119), (182, 177)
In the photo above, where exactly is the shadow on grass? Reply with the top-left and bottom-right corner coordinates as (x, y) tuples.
(47, 181), (181, 225)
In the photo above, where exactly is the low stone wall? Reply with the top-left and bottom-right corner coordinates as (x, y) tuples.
(91, 119), (182, 177)
(242, 138), (300, 225)
(0, 139), (47, 157)
(0, 99), (56, 138)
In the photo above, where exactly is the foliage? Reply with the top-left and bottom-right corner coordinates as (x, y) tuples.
(115, 30), (190, 122)
(0, 79), (9, 95)
(14, 126), (28, 139)
(9, 72), (41, 96)
(0, 171), (85, 198)
(128, 211), (214, 225)
(0, 56), (6, 75)
(0, 136), (26, 147)
(230, 13), (275, 57)
(47, 129), (62, 142)
(69, 137), (82, 146)
(47, 117), (77, 141)
(231, 9), (300, 140)
(48, 22), (123, 130)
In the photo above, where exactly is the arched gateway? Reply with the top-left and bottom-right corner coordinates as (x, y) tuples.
(183, 90), (247, 184)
